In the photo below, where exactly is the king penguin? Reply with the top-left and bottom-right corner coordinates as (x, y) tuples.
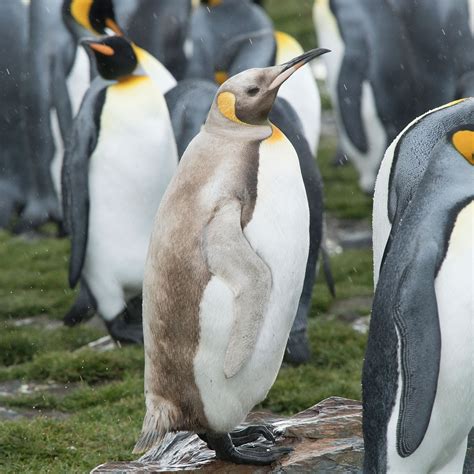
(133, 47), (329, 464)
(62, 35), (178, 343)
(364, 97), (474, 472)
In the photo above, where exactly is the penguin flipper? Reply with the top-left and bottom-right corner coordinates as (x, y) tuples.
(377, 240), (441, 457)
(52, 58), (74, 143)
(203, 200), (272, 379)
(333, 4), (369, 153)
(62, 82), (107, 288)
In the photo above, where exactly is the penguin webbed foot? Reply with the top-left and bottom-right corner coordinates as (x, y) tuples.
(284, 329), (311, 365)
(105, 306), (143, 345)
(229, 424), (276, 446)
(205, 431), (292, 466)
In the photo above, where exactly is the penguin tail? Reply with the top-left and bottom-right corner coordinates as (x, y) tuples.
(133, 398), (180, 454)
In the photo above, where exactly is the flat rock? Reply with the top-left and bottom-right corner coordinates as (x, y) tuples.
(92, 397), (364, 473)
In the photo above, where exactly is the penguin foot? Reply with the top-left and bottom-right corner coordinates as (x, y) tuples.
(229, 425), (276, 446)
(105, 312), (143, 345)
(331, 148), (348, 167)
(207, 433), (292, 466)
(63, 280), (97, 327)
(284, 329), (311, 365)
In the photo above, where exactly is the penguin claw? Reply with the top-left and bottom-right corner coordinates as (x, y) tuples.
(209, 432), (292, 466)
(230, 424), (276, 446)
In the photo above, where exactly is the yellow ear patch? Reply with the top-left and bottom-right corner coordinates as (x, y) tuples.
(452, 130), (474, 165)
(217, 92), (246, 124)
(71, 0), (94, 32)
(214, 70), (229, 85)
(207, 0), (222, 6)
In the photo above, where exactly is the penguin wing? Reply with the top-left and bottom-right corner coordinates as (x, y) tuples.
(332, 1), (370, 153)
(389, 240), (441, 457)
(62, 83), (107, 288)
(203, 200), (272, 379)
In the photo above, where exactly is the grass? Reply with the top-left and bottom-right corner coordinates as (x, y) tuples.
(0, 2), (375, 472)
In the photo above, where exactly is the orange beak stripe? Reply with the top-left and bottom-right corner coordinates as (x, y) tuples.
(105, 18), (123, 36)
(89, 43), (115, 56)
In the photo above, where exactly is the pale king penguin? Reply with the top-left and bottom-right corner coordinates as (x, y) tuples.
(134, 47), (329, 464)
(62, 35), (178, 343)
(364, 97), (474, 472)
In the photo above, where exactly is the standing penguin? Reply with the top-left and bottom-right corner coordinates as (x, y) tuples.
(62, 35), (178, 343)
(0, 0), (29, 229)
(364, 98), (474, 472)
(134, 47), (329, 464)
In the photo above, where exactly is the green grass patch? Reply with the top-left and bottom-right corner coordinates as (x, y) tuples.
(266, 0), (316, 51)
(0, 319), (366, 473)
(317, 137), (373, 219)
(0, 347), (143, 384)
(0, 326), (104, 367)
(0, 232), (75, 321)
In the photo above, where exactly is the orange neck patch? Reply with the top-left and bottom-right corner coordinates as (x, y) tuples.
(214, 70), (229, 85)
(265, 124), (284, 143)
(452, 130), (474, 165)
(114, 75), (148, 89)
(217, 92), (246, 124)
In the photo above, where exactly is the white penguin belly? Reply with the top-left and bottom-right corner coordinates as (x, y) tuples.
(194, 133), (310, 433)
(386, 202), (474, 473)
(84, 78), (178, 319)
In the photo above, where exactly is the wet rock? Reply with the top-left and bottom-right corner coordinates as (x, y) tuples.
(92, 397), (364, 473)
(11, 315), (63, 330)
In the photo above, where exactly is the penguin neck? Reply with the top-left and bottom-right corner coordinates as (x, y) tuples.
(204, 104), (272, 141)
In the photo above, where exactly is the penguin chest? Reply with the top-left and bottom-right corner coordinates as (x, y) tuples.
(85, 78), (177, 293)
(244, 130), (310, 317)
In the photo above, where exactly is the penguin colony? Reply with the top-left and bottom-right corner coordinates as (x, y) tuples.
(0, 0), (472, 469)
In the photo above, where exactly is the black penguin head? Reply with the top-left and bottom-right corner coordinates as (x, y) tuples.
(214, 48), (330, 126)
(82, 36), (137, 81)
(63, 0), (122, 36)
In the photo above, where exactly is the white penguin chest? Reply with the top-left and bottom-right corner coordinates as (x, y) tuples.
(85, 77), (177, 296)
(244, 130), (310, 280)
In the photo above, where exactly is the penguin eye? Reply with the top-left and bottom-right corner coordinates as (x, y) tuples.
(246, 87), (260, 96)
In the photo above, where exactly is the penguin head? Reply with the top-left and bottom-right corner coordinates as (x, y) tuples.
(63, 0), (122, 37)
(214, 48), (330, 126)
(82, 36), (137, 81)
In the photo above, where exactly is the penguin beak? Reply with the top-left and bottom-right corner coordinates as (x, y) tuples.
(268, 47), (330, 90)
(81, 39), (115, 56)
(105, 18), (124, 36)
